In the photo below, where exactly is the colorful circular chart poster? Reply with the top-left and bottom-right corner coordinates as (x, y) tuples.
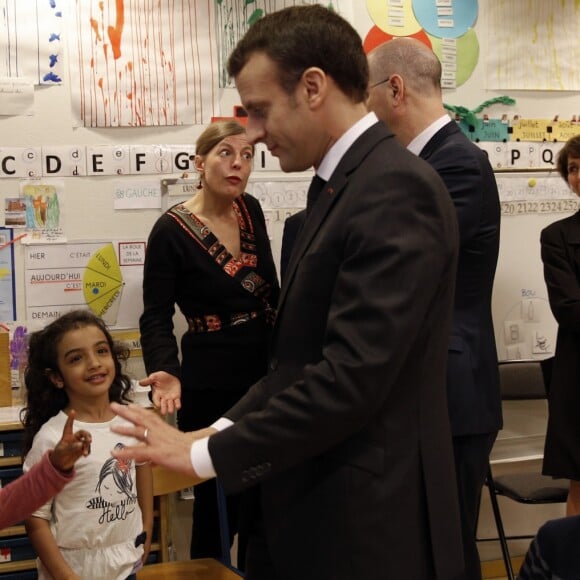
(363, 26), (432, 54)
(366, 0), (422, 37)
(364, 0), (480, 87)
(429, 28), (480, 87)
(413, 0), (478, 39)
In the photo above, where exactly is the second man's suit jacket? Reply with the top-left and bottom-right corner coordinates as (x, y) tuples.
(209, 122), (464, 579)
(420, 121), (502, 437)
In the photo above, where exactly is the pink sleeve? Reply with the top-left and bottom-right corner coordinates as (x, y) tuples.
(0, 451), (75, 529)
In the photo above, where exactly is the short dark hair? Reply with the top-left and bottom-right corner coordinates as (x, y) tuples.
(227, 5), (368, 103)
(556, 135), (580, 183)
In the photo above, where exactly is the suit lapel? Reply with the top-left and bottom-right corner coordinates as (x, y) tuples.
(277, 123), (393, 310)
(277, 174), (345, 309)
(567, 212), (580, 244)
(419, 120), (459, 160)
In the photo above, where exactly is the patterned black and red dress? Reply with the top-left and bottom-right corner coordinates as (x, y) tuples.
(140, 192), (279, 563)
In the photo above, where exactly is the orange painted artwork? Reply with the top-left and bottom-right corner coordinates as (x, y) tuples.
(67, 0), (218, 127)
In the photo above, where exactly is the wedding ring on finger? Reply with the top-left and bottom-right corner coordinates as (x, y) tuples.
(143, 428), (149, 442)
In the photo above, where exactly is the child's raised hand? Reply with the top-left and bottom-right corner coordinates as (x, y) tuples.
(49, 410), (92, 473)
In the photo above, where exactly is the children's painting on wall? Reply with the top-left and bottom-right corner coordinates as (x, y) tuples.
(19, 181), (66, 243)
(67, 0), (219, 127)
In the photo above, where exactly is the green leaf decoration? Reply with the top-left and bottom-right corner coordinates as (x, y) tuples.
(444, 96), (516, 128)
(248, 8), (263, 27)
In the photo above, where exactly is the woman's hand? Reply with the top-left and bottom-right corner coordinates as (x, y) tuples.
(139, 371), (182, 415)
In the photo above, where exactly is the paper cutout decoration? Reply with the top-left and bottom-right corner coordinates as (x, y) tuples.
(510, 119), (552, 142)
(458, 118), (510, 143)
(363, 25), (432, 53)
(366, 0), (422, 36)
(83, 243), (124, 325)
(551, 121), (580, 143)
(363, 1), (479, 86)
(429, 28), (479, 87)
(413, 0), (478, 39)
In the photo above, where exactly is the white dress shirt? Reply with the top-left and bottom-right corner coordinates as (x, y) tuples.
(407, 113), (452, 156)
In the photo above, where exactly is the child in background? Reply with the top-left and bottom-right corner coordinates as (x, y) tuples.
(21, 310), (153, 580)
(0, 411), (91, 529)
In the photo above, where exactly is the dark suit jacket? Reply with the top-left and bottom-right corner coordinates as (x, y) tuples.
(519, 515), (580, 580)
(210, 122), (463, 579)
(541, 212), (580, 479)
(280, 210), (306, 282)
(420, 121), (502, 437)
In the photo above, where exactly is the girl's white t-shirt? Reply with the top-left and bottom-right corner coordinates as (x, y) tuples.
(23, 411), (144, 580)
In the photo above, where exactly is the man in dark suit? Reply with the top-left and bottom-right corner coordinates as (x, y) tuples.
(111, 6), (463, 579)
(368, 38), (502, 579)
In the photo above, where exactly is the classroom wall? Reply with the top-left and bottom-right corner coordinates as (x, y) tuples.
(354, 5), (580, 365)
(1, 0), (578, 563)
(1, 2), (579, 330)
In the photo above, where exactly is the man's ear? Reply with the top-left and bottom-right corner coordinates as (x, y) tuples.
(302, 67), (326, 108)
(389, 75), (404, 102)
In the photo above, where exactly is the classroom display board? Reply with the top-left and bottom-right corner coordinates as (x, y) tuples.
(24, 241), (145, 329)
(491, 173), (578, 362)
(2, 4), (577, 563)
(0, 1), (579, 369)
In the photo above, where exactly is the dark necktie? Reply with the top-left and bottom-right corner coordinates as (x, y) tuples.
(306, 174), (326, 215)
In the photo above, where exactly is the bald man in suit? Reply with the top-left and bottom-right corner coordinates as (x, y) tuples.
(368, 38), (502, 579)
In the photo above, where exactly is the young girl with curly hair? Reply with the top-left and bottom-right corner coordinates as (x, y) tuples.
(21, 309), (152, 580)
